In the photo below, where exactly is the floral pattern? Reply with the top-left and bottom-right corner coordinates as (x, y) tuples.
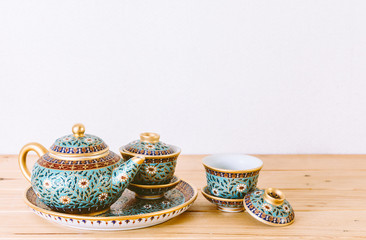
(121, 153), (178, 185)
(117, 172), (128, 182)
(244, 189), (295, 225)
(236, 184), (247, 192)
(85, 138), (94, 143)
(202, 186), (243, 211)
(60, 196), (71, 204)
(253, 190), (262, 196)
(283, 204), (290, 213)
(123, 140), (174, 156)
(38, 152), (121, 171)
(145, 144), (155, 150)
(206, 172), (259, 199)
(146, 166), (157, 174)
(262, 203), (272, 211)
(31, 182), (192, 217)
(78, 179), (89, 189)
(205, 167), (260, 178)
(26, 180), (197, 230)
(211, 188), (220, 196)
(31, 156), (142, 214)
(50, 134), (107, 155)
(43, 179), (52, 189)
(98, 193), (108, 201)
(106, 188), (187, 216)
(143, 204), (152, 209)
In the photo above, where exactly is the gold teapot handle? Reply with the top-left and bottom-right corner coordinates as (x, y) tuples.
(18, 142), (48, 183)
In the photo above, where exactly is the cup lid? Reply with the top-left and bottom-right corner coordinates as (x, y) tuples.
(122, 132), (176, 156)
(243, 188), (295, 226)
(49, 123), (108, 156)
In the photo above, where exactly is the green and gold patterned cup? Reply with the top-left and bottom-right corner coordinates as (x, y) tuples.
(120, 133), (181, 185)
(202, 154), (263, 199)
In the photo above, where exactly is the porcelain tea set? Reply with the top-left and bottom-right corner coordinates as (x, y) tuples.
(201, 154), (295, 226)
(18, 124), (294, 230)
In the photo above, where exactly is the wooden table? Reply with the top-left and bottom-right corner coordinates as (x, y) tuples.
(0, 154), (365, 239)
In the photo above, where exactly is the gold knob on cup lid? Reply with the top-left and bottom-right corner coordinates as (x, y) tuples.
(72, 123), (85, 138)
(263, 188), (285, 206)
(140, 132), (160, 143)
(243, 188), (294, 226)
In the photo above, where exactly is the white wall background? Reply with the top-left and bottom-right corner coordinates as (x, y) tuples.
(1, 0), (366, 154)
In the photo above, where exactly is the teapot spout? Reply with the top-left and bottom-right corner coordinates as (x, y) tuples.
(112, 156), (145, 191)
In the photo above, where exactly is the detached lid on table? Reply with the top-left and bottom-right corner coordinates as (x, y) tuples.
(243, 188), (295, 226)
(122, 132), (177, 156)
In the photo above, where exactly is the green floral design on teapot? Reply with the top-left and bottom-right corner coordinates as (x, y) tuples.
(19, 124), (145, 214)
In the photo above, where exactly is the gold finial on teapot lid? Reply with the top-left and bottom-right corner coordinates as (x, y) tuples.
(140, 132), (160, 143)
(49, 123), (108, 156)
(72, 123), (85, 138)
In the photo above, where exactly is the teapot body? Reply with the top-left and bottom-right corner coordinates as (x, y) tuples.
(19, 124), (145, 214)
(31, 151), (126, 214)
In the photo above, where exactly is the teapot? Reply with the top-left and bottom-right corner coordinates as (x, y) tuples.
(18, 124), (145, 215)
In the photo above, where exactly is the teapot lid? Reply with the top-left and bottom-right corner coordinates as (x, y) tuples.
(49, 124), (108, 156)
(243, 188), (295, 226)
(122, 133), (175, 156)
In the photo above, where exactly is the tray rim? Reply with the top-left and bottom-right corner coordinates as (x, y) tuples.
(24, 180), (198, 221)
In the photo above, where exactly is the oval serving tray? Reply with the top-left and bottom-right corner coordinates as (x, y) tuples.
(24, 180), (197, 230)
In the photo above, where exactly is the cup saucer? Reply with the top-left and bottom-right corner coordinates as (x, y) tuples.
(128, 176), (181, 200)
(201, 186), (244, 212)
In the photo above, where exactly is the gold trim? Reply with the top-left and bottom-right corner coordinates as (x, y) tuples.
(130, 176), (180, 189)
(23, 182), (198, 221)
(263, 188), (285, 206)
(140, 132), (160, 143)
(18, 142), (48, 183)
(201, 186), (244, 203)
(244, 202), (295, 227)
(37, 153), (121, 171)
(83, 207), (110, 216)
(135, 193), (165, 200)
(49, 147), (110, 159)
(131, 156), (145, 165)
(119, 146), (181, 159)
(39, 161), (121, 171)
(72, 123), (85, 138)
(217, 206), (244, 213)
(202, 162), (263, 174)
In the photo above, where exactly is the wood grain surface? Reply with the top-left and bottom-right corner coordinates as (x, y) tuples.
(0, 154), (365, 239)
